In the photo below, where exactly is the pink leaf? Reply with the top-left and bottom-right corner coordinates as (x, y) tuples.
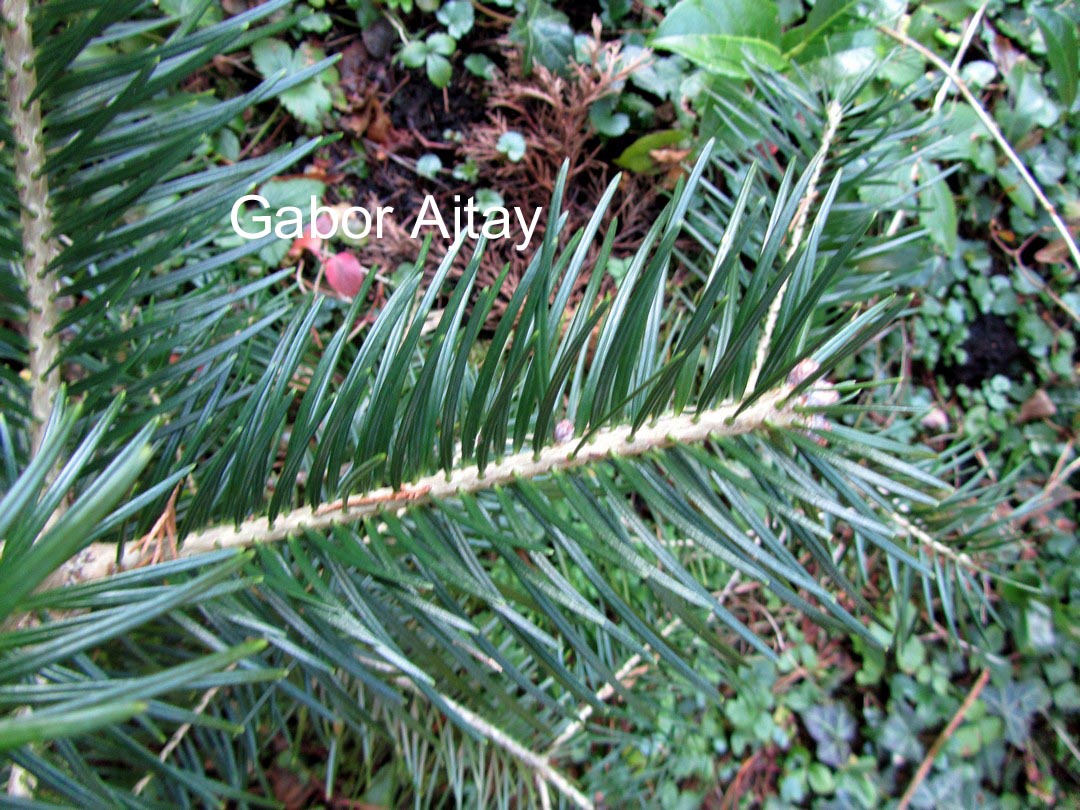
(323, 251), (366, 298)
(287, 215), (334, 261)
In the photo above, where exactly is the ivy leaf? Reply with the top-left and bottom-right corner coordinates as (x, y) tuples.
(496, 131), (527, 162)
(801, 703), (855, 767)
(999, 61), (1061, 144)
(910, 771), (967, 810)
(251, 39), (335, 128)
(426, 54), (452, 88)
(1033, 7), (1078, 108)
(982, 679), (1051, 746)
(652, 0), (787, 79)
(589, 97), (630, 137)
(877, 702), (923, 764)
(510, 0), (575, 76)
(624, 48), (686, 100)
(437, 0), (474, 39)
(464, 53), (496, 80)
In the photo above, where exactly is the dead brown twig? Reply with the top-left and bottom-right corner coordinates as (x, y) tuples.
(131, 484), (181, 568)
(897, 668), (991, 810)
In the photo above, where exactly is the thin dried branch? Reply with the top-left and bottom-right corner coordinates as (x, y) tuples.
(438, 692), (594, 809)
(132, 678), (229, 796)
(880, 24), (1080, 270)
(546, 570), (746, 757)
(897, 668), (990, 810)
(886, 2), (988, 236)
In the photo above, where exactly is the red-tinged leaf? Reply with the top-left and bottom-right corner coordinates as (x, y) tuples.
(287, 215), (333, 261)
(323, 251), (366, 298)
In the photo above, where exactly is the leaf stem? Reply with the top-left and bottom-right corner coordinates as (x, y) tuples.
(545, 570), (745, 757)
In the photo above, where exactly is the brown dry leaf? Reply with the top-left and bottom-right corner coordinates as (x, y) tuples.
(1034, 233), (1077, 265)
(365, 98), (394, 143)
(210, 55), (235, 76)
(1034, 239), (1069, 264)
(268, 766), (320, 810)
(339, 40), (368, 90)
(989, 31), (1021, 74)
(1018, 389), (1056, 423)
(341, 96), (394, 143)
(649, 147), (690, 165)
(1032, 220), (1075, 264)
(339, 111), (371, 139)
(651, 147), (691, 187)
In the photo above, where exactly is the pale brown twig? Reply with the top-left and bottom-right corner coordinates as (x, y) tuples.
(886, 3), (988, 237)
(897, 668), (990, 810)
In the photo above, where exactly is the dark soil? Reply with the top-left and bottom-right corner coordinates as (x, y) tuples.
(939, 312), (1028, 387)
(560, 1), (607, 30)
(386, 68), (488, 141)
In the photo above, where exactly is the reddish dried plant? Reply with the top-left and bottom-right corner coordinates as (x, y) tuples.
(364, 20), (674, 327)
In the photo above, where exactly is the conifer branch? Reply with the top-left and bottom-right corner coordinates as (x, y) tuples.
(47, 391), (800, 588)
(1, 2), (54, 797)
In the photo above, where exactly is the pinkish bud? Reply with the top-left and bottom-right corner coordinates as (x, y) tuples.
(554, 419), (574, 444)
(287, 215), (334, 261)
(920, 407), (950, 432)
(804, 385), (840, 408)
(323, 251), (366, 298)
(787, 358), (821, 387)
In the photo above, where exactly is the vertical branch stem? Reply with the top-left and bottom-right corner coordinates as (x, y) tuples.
(3, 0), (60, 452)
(746, 100), (843, 392)
(3, 2), (54, 797)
